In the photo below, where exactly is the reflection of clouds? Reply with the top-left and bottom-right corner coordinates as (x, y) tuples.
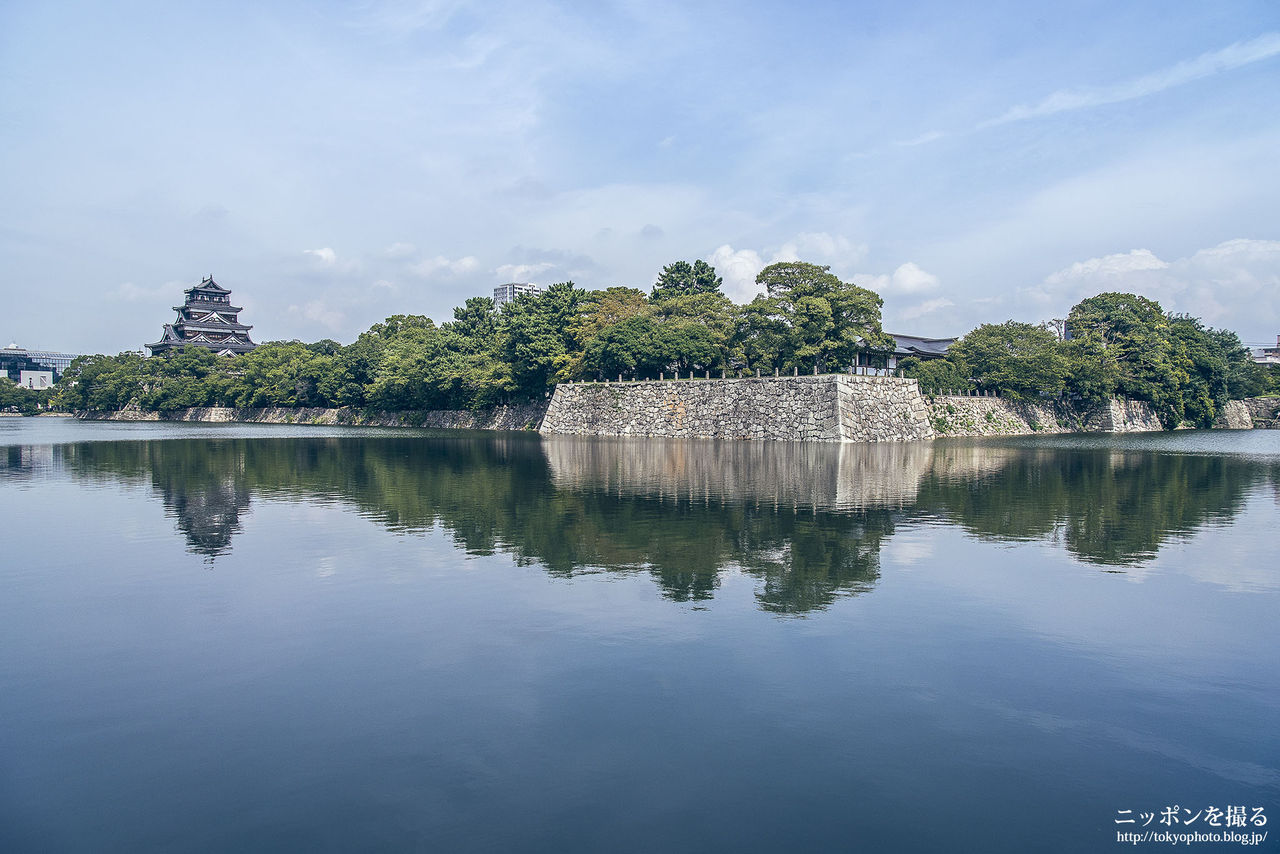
(883, 532), (935, 566)
(1167, 496), (1280, 593)
(975, 696), (1280, 789)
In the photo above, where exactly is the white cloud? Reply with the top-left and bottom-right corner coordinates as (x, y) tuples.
(896, 130), (945, 147)
(704, 233), (870, 304)
(409, 255), (480, 278)
(1042, 249), (1168, 288)
(383, 242), (416, 259)
(855, 261), (941, 295)
(1026, 238), (1280, 334)
(287, 300), (346, 331)
(772, 232), (868, 270)
(899, 297), (955, 321)
(986, 32), (1280, 127)
(110, 280), (179, 302)
(707, 244), (765, 303)
(304, 247), (337, 266)
(303, 247), (363, 275)
(494, 261), (555, 283)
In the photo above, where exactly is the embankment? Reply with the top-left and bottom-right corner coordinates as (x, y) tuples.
(1243, 397), (1280, 429)
(540, 375), (934, 442)
(77, 384), (1277, 440)
(924, 395), (1163, 437)
(78, 403), (548, 431)
(540, 375), (1170, 441)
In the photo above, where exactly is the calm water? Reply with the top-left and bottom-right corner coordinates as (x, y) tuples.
(1, 417), (1277, 852)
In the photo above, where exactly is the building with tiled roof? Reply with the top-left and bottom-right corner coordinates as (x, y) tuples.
(147, 276), (257, 356)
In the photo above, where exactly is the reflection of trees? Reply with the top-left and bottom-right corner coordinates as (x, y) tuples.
(62, 442), (250, 557)
(54, 433), (1278, 605)
(916, 445), (1280, 566)
(59, 435), (890, 612)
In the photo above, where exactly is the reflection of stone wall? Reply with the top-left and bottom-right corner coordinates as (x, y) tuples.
(540, 375), (934, 442)
(925, 396), (1162, 436)
(544, 436), (937, 510)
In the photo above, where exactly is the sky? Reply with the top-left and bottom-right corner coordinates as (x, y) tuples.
(2, 0), (1279, 355)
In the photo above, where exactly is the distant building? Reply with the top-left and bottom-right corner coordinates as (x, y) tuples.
(493, 282), (543, 308)
(0, 343), (79, 386)
(856, 333), (956, 371)
(147, 276), (258, 356)
(1251, 336), (1280, 366)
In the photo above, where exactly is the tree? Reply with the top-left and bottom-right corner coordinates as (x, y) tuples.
(651, 260), (722, 301)
(499, 282), (586, 396)
(950, 321), (1069, 400)
(582, 314), (667, 378)
(739, 262), (891, 372)
(898, 355), (971, 394)
(1067, 293), (1181, 426)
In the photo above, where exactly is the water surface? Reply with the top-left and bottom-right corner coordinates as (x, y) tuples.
(2, 418), (1277, 852)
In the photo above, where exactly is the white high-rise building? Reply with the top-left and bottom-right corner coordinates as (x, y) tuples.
(493, 282), (544, 307)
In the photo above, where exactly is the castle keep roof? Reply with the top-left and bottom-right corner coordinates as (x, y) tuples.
(147, 276), (258, 356)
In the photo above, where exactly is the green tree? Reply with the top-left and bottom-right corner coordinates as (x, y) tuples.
(499, 282), (586, 396)
(898, 355), (971, 394)
(582, 314), (667, 378)
(949, 321), (1069, 400)
(650, 259), (722, 301)
(56, 352), (148, 411)
(739, 262), (890, 372)
(1067, 293), (1181, 426)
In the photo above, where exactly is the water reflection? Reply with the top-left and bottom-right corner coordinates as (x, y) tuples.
(39, 433), (1280, 611)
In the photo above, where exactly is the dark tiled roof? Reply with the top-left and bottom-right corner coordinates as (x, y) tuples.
(888, 333), (956, 357)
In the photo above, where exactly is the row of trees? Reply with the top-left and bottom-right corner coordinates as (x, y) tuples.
(51, 259), (1275, 428)
(0, 380), (53, 415)
(56, 260), (891, 412)
(901, 293), (1274, 428)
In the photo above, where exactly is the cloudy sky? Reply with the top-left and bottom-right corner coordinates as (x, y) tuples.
(3, 0), (1278, 354)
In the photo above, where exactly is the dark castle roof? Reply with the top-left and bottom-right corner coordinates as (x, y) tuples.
(147, 275), (258, 356)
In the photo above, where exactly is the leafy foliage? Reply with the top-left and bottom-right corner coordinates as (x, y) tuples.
(46, 268), (1265, 428)
(739, 262), (891, 372)
(949, 321), (1069, 400)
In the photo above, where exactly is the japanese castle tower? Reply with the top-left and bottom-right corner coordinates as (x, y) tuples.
(147, 276), (258, 356)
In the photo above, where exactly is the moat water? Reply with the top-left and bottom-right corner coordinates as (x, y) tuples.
(2, 418), (1277, 852)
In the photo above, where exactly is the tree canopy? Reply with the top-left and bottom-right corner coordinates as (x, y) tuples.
(43, 264), (1273, 427)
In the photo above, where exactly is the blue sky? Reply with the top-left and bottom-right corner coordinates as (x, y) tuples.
(2, 0), (1279, 354)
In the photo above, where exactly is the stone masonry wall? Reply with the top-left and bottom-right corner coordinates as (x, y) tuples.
(540, 375), (934, 442)
(81, 382), (1266, 440)
(1242, 397), (1280, 428)
(924, 395), (1163, 437)
(1214, 400), (1253, 429)
(79, 402), (549, 431)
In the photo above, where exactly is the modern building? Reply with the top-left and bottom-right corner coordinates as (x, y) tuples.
(493, 282), (544, 308)
(1250, 336), (1280, 366)
(856, 333), (956, 371)
(1, 343), (79, 386)
(147, 276), (258, 356)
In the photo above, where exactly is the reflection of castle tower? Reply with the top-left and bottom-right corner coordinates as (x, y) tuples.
(147, 276), (258, 356)
(162, 475), (251, 558)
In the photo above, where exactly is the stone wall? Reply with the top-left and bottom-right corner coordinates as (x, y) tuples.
(539, 375), (935, 442)
(79, 402), (548, 431)
(1241, 397), (1279, 428)
(924, 395), (1163, 437)
(81, 382), (1271, 440)
(1214, 400), (1254, 429)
